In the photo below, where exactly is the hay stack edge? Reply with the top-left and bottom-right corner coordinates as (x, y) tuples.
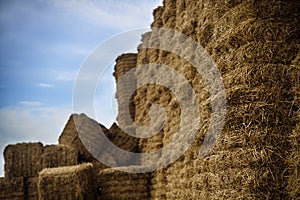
(1, 0), (299, 199)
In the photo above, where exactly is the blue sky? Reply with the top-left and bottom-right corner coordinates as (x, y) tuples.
(0, 0), (162, 176)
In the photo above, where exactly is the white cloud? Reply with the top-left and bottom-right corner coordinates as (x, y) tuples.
(51, 69), (78, 82)
(47, 0), (161, 30)
(19, 101), (42, 107)
(0, 105), (72, 176)
(42, 45), (90, 58)
(38, 83), (54, 88)
(0, 106), (71, 143)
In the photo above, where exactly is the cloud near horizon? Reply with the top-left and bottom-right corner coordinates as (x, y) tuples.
(0, 105), (72, 176)
(38, 83), (54, 88)
(19, 101), (43, 106)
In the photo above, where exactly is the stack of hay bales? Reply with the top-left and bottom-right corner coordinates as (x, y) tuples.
(0, 0), (299, 199)
(38, 163), (95, 200)
(133, 0), (300, 199)
(2, 141), (80, 199)
(0, 112), (147, 200)
(108, 32), (183, 199)
(4, 143), (79, 174)
(197, 0), (299, 199)
(113, 53), (137, 130)
(134, 0), (210, 198)
(96, 166), (150, 200)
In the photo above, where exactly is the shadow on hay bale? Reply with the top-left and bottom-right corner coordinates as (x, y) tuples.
(96, 166), (151, 200)
(59, 113), (140, 168)
(59, 114), (109, 164)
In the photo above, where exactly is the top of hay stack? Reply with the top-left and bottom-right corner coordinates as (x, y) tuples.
(39, 163), (93, 176)
(58, 114), (116, 165)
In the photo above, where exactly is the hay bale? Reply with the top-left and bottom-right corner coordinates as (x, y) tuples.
(109, 123), (139, 153)
(253, 0), (300, 19)
(286, 50), (300, 199)
(287, 111), (300, 198)
(151, 6), (164, 28)
(109, 123), (140, 165)
(96, 166), (150, 200)
(59, 114), (116, 168)
(165, 160), (192, 199)
(38, 163), (95, 200)
(4, 142), (43, 178)
(42, 144), (78, 169)
(135, 83), (183, 166)
(58, 114), (96, 162)
(0, 177), (24, 200)
(114, 53), (137, 130)
(149, 169), (167, 200)
(26, 177), (38, 200)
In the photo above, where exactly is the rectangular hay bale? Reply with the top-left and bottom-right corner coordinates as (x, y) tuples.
(0, 177), (24, 200)
(38, 163), (95, 200)
(4, 142), (43, 178)
(96, 166), (150, 200)
(42, 144), (78, 169)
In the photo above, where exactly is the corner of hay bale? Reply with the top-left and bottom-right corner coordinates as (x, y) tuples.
(42, 144), (78, 169)
(38, 163), (95, 200)
(4, 142), (43, 178)
(96, 166), (150, 200)
(0, 175), (39, 200)
(0, 177), (24, 200)
(26, 177), (38, 200)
